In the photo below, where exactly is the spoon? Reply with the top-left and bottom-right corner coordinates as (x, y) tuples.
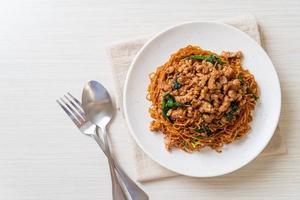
(81, 81), (126, 200)
(82, 80), (149, 200)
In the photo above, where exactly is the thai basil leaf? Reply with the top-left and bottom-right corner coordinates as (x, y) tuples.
(187, 54), (225, 65)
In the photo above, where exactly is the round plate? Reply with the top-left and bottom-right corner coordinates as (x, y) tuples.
(123, 22), (281, 177)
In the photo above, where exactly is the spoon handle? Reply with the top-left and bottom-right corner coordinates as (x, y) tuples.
(113, 160), (149, 200)
(107, 155), (128, 200)
(92, 134), (128, 200)
(96, 127), (149, 200)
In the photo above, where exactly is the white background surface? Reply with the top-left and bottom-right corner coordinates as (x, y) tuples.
(0, 0), (299, 199)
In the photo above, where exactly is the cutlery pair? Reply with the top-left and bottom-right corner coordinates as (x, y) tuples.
(57, 81), (148, 200)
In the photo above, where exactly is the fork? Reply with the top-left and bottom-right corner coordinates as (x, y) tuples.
(57, 93), (127, 200)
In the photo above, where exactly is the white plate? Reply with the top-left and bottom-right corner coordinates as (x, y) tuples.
(123, 22), (281, 177)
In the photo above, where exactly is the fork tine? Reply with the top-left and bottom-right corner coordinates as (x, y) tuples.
(68, 92), (83, 107)
(56, 99), (81, 127)
(60, 97), (85, 123)
(64, 94), (86, 120)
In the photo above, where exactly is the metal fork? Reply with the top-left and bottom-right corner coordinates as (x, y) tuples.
(57, 93), (127, 200)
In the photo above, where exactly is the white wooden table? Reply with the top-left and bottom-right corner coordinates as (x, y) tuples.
(0, 0), (299, 199)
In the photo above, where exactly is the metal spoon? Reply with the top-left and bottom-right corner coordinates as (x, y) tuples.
(82, 80), (149, 200)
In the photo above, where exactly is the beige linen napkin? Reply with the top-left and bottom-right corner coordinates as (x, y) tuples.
(107, 15), (287, 182)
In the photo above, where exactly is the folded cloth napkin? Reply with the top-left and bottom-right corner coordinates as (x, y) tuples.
(107, 15), (287, 182)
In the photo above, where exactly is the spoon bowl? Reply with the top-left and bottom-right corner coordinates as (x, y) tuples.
(82, 80), (113, 130)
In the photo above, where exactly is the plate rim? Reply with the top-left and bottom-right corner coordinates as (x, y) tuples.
(123, 21), (282, 177)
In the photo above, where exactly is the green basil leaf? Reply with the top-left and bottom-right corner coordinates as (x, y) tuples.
(230, 101), (239, 112)
(238, 75), (244, 84)
(195, 126), (212, 136)
(161, 93), (183, 121)
(225, 112), (234, 121)
(187, 54), (225, 65)
(172, 81), (181, 90)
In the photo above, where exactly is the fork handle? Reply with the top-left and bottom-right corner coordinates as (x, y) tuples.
(94, 128), (149, 200)
(108, 155), (128, 200)
(92, 134), (128, 200)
